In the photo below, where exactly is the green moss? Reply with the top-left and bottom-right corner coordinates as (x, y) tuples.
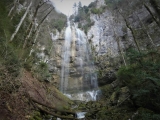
(29, 111), (42, 120)
(110, 91), (119, 104)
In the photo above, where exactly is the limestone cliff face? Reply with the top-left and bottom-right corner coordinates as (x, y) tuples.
(88, 9), (120, 56)
(85, 0), (160, 84)
(88, 0), (160, 56)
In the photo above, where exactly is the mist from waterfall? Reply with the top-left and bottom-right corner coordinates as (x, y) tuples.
(60, 21), (99, 101)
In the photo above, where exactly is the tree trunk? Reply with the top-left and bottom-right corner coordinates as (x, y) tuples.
(10, 2), (32, 42)
(117, 37), (127, 66)
(34, 8), (54, 34)
(31, 97), (76, 115)
(111, 17), (127, 66)
(8, 0), (19, 18)
(149, 0), (160, 20)
(123, 17), (141, 53)
(144, 4), (160, 27)
(25, 0), (50, 37)
(35, 104), (78, 120)
(135, 12), (155, 47)
(117, 9), (141, 53)
(23, 1), (52, 48)
(28, 27), (40, 57)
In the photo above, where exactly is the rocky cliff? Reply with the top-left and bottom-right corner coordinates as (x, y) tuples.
(83, 0), (160, 85)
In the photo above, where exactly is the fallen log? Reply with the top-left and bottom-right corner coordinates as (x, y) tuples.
(31, 98), (76, 115)
(35, 103), (78, 120)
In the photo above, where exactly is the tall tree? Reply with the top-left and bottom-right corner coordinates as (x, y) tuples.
(143, 3), (160, 27)
(78, 1), (82, 13)
(73, 3), (77, 15)
(111, 11), (127, 66)
(23, 0), (54, 48)
(10, 2), (32, 42)
(8, 0), (19, 19)
(149, 0), (160, 20)
(119, 9), (141, 53)
(134, 11), (155, 47)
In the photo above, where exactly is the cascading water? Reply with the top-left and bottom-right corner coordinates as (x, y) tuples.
(60, 21), (72, 92)
(60, 21), (99, 102)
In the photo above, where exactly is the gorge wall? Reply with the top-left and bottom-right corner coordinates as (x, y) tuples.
(83, 0), (160, 85)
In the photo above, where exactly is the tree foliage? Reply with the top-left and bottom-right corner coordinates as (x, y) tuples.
(52, 19), (66, 32)
(91, 7), (106, 14)
(117, 49), (160, 112)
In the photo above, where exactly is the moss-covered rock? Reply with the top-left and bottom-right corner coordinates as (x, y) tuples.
(110, 91), (119, 105)
(101, 84), (114, 98)
(118, 86), (130, 105)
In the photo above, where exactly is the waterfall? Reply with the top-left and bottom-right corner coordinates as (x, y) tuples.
(60, 21), (72, 92)
(60, 21), (99, 101)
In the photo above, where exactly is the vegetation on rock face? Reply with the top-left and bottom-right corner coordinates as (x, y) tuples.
(49, 10), (67, 32)
(91, 6), (107, 15)
(70, 1), (96, 34)
(52, 19), (65, 32)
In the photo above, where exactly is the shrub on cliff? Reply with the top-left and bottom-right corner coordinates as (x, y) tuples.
(52, 20), (66, 32)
